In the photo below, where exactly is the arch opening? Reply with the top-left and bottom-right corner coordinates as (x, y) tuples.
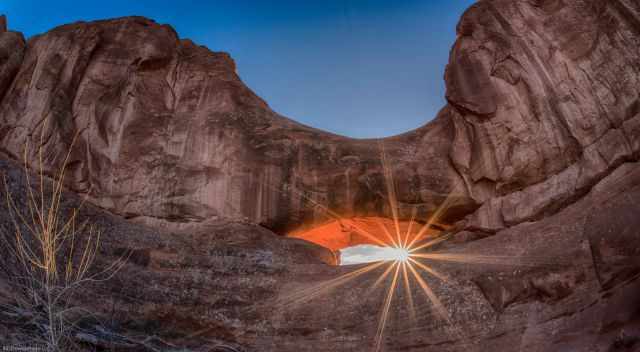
(340, 245), (410, 265)
(288, 216), (450, 266)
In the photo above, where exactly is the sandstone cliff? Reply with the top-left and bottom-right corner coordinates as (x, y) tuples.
(0, 15), (469, 237)
(448, 0), (640, 232)
(0, 1), (639, 243)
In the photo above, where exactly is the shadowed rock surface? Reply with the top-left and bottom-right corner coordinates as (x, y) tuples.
(0, 14), (472, 238)
(0, 1), (638, 241)
(0, 0), (639, 351)
(0, 144), (638, 352)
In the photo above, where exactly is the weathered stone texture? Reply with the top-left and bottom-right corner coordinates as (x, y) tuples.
(447, 0), (640, 230)
(1, 0), (639, 239)
(0, 0), (639, 350)
(0, 16), (24, 105)
(0, 16), (470, 236)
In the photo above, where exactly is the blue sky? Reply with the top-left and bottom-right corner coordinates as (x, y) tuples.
(1, 0), (476, 138)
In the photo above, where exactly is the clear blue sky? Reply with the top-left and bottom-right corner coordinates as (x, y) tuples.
(1, 0), (476, 138)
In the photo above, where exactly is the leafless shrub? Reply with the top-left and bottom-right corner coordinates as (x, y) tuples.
(0, 128), (128, 351)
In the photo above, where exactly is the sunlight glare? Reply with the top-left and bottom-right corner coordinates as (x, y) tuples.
(392, 247), (410, 262)
(341, 245), (411, 265)
(278, 145), (560, 352)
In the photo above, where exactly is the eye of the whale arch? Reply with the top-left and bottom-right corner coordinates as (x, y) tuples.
(340, 245), (411, 266)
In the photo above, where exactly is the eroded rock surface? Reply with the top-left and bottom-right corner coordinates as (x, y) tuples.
(0, 16), (470, 238)
(0, 15), (24, 105)
(0, 1), (638, 243)
(1, 148), (638, 352)
(448, 0), (640, 233)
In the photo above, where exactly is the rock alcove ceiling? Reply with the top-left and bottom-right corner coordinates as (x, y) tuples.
(289, 216), (450, 265)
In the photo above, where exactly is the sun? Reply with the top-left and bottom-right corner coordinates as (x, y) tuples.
(388, 247), (410, 262)
(277, 143), (555, 352)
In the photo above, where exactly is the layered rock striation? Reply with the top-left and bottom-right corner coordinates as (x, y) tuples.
(0, 15), (468, 237)
(448, 0), (640, 232)
(0, 0), (639, 351)
(0, 138), (638, 352)
(0, 1), (639, 242)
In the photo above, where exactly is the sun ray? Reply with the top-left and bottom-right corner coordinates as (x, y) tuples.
(375, 218), (399, 248)
(379, 142), (403, 247)
(371, 262), (398, 292)
(406, 259), (472, 346)
(402, 206), (417, 248)
(279, 261), (386, 307)
(346, 219), (394, 247)
(265, 179), (393, 247)
(277, 148), (572, 352)
(407, 262), (452, 326)
(409, 232), (454, 253)
(374, 261), (401, 352)
(411, 253), (569, 267)
(401, 262), (416, 323)
(284, 262), (384, 300)
(406, 186), (458, 249)
(409, 257), (450, 283)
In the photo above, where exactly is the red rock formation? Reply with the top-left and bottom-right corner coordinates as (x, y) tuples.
(289, 217), (446, 252)
(1, 150), (638, 352)
(1, 1), (639, 246)
(0, 16), (24, 105)
(0, 0), (639, 351)
(448, 0), (640, 233)
(0, 15), (472, 239)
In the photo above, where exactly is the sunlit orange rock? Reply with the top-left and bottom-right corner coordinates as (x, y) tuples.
(289, 217), (446, 253)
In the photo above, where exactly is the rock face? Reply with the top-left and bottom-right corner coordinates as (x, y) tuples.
(447, 0), (640, 232)
(0, 0), (639, 351)
(0, 156), (340, 351)
(0, 16), (471, 238)
(0, 16), (25, 106)
(0, 1), (639, 243)
(1, 146), (638, 352)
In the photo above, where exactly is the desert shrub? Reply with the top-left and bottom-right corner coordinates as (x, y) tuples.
(0, 131), (126, 351)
